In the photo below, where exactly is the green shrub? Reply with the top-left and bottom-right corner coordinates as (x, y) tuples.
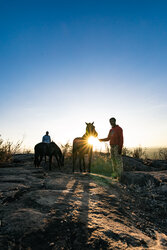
(91, 156), (113, 177)
(91, 175), (114, 187)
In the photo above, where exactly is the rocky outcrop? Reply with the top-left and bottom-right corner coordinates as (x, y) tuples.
(123, 156), (167, 171)
(121, 171), (161, 186)
(0, 154), (167, 249)
(12, 154), (34, 163)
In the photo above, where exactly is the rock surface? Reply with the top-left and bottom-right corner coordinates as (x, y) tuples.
(0, 155), (167, 249)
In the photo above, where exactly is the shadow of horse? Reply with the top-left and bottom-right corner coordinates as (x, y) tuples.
(73, 122), (98, 173)
(34, 142), (64, 171)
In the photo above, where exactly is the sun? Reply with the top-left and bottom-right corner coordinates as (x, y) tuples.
(88, 136), (96, 145)
(88, 136), (107, 152)
(88, 136), (101, 148)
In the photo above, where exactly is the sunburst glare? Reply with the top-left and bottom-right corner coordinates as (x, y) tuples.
(88, 136), (107, 152)
(88, 136), (100, 148)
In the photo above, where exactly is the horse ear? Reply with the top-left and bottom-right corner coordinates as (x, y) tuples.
(85, 122), (88, 125)
(92, 122), (94, 125)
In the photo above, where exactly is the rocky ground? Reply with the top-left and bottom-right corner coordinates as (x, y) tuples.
(0, 154), (167, 249)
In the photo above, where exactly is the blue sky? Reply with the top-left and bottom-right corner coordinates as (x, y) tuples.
(1, 0), (167, 150)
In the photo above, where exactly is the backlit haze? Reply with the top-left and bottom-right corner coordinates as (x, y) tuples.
(1, 0), (167, 151)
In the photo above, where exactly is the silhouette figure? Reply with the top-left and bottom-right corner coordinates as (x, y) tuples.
(73, 122), (98, 173)
(42, 131), (51, 143)
(99, 117), (123, 178)
(34, 142), (64, 171)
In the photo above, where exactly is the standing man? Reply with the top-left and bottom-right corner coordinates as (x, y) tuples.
(42, 131), (51, 143)
(99, 117), (123, 179)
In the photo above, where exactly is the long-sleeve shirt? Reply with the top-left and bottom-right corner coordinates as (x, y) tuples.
(107, 125), (123, 149)
(42, 135), (51, 143)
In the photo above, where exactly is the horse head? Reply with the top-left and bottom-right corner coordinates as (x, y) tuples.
(85, 122), (98, 137)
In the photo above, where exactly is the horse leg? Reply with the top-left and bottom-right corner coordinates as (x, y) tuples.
(55, 155), (61, 170)
(79, 156), (82, 172)
(38, 155), (43, 168)
(34, 153), (41, 167)
(83, 157), (86, 172)
(49, 155), (52, 171)
(72, 152), (77, 173)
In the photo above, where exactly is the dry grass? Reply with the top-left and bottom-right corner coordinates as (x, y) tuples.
(122, 146), (167, 160)
(0, 135), (23, 163)
(61, 141), (72, 158)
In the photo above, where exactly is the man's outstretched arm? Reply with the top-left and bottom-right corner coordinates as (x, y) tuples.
(99, 130), (110, 142)
(99, 137), (109, 142)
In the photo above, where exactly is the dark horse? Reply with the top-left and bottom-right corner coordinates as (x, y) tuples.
(73, 122), (98, 173)
(34, 142), (64, 171)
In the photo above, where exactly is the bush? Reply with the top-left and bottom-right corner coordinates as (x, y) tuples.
(61, 141), (72, 158)
(122, 147), (132, 157)
(22, 148), (33, 154)
(91, 156), (113, 177)
(132, 147), (147, 159)
(158, 148), (167, 160)
(0, 135), (23, 163)
(0, 140), (12, 162)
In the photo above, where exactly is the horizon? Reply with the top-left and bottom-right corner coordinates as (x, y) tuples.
(1, 0), (167, 150)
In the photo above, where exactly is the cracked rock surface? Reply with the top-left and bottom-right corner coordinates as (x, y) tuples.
(0, 155), (167, 249)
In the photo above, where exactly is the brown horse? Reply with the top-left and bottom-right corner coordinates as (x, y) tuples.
(34, 142), (64, 171)
(73, 122), (98, 172)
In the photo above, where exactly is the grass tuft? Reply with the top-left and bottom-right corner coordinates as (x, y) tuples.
(91, 156), (113, 177)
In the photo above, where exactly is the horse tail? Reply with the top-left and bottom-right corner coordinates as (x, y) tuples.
(58, 147), (64, 166)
